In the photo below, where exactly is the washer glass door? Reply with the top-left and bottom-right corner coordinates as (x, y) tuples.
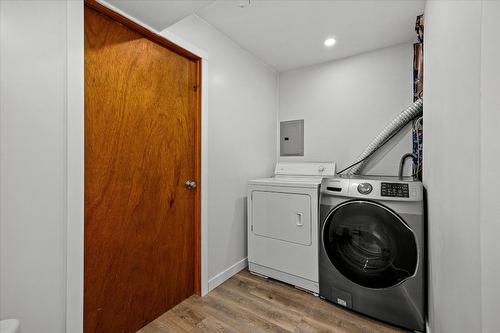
(323, 200), (417, 288)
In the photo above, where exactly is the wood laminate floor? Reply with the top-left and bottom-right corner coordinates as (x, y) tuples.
(137, 270), (406, 333)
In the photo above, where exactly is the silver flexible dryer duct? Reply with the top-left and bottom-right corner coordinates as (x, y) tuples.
(347, 98), (423, 175)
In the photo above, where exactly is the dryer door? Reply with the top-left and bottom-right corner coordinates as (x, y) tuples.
(322, 200), (418, 289)
(252, 191), (311, 245)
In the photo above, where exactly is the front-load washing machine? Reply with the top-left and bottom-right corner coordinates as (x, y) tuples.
(319, 175), (425, 332)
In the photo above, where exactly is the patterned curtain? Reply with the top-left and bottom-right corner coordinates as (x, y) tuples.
(413, 15), (424, 179)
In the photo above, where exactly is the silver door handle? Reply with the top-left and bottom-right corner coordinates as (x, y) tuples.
(185, 180), (197, 190)
(295, 211), (304, 227)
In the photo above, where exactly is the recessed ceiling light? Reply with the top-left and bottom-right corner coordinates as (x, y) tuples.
(324, 38), (336, 47)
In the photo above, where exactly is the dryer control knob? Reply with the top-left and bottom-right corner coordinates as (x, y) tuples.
(357, 183), (373, 195)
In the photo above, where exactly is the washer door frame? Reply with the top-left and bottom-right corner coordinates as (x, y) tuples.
(321, 199), (419, 289)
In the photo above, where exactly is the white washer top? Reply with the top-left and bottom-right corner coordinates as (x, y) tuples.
(249, 162), (336, 188)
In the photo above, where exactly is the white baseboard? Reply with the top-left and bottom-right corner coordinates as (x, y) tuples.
(208, 257), (248, 292)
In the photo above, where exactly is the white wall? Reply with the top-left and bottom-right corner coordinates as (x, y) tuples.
(423, 2), (482, 331)
(0, 1), (83, 332)
(424, 1), (500, 332)
(162, 15), (278, 288)
(480, 1), (500, 332)
(278, 43), (414, 176)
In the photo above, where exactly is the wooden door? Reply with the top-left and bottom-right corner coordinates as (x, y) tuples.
(84, 4), (201, 333)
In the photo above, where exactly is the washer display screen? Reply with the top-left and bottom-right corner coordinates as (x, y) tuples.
(381, 182), (409, 198)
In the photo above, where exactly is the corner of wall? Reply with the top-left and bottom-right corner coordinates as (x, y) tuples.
(207, 258), (248, 292)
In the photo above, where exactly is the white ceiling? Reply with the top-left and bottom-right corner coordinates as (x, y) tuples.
(102, 0), (425, 72)
(102, 0), (214, 31)
(197, 1), (425, 71)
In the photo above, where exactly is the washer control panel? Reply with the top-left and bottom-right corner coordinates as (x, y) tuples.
(381, 182), (409, 198)
(322, 177), (423, 201)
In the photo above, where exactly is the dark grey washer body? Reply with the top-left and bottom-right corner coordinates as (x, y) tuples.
(319, 176), (425, 332)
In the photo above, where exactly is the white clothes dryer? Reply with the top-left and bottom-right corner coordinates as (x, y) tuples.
(247, 162), (336, 293)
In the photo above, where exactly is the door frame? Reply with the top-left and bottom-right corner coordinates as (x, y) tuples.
(66, 1), (210, 331)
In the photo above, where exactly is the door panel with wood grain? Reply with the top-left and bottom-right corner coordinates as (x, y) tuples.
(84, 5), (200, 333)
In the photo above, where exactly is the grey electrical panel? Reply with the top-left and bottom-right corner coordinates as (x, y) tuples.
(280, 119), (304, 156)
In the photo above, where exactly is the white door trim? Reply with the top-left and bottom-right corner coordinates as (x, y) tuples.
(66, 1), (84, 332)
(66, 2), (209, 331)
